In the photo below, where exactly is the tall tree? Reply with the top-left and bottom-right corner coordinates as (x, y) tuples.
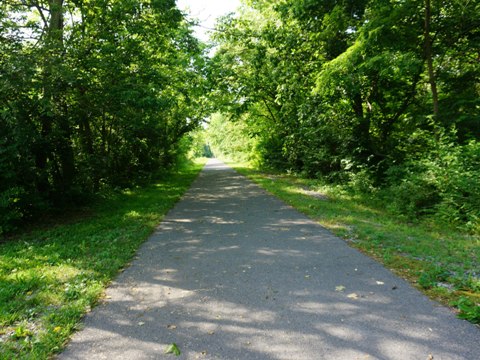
(1, 0), (207, 232)
(209, 0), (479, 180)
(424, 0), (439, 117)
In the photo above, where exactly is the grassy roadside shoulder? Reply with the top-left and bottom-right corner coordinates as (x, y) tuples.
(231, 162), (480, 325)
(0, 159), (206, 359)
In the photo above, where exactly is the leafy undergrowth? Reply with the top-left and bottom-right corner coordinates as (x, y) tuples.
(232, 163), (480, 325)
(0, 160), (205, 359)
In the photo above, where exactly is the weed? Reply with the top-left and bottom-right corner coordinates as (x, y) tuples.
(451, 297), (480, 324)
(418, 267), (451, 289)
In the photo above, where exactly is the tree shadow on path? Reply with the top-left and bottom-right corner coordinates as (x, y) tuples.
(59, 160), (479, 360)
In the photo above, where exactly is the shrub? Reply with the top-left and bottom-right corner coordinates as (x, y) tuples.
(0, 187), (25, 235)
(383, 129), (480, 232)
(383, 162), (442, 219)
(433, 140), (480, 232)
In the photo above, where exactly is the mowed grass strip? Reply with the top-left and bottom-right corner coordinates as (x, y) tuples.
(232, 163), (480, 325)
(0, 160), (205, 359)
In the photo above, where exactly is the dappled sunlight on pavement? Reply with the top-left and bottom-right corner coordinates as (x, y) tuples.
(60, 159), (479, 360)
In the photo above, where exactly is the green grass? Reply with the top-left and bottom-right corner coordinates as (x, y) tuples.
(231, 163), (480, 325)
(0, 160), (205, 359)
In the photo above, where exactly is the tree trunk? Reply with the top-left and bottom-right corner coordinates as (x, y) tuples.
(352, 92), (371, 159)
(424, 0), (439, 117)
(35, 0), (65, 195)
(48, 0), (64, 43)
(48, 0), (76, 196)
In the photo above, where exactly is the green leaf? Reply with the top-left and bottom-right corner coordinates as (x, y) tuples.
(165, 343), (181, 356)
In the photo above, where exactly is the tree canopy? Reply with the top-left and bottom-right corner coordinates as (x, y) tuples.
(1, 0), (479, 233)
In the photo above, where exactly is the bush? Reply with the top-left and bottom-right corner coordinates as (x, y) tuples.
(383, 163), (442, 219)
(433, 140), (480, 232)
(0, 187), (25, 235)
(384, 130), (480, 232)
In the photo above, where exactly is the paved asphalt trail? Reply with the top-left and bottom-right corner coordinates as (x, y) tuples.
(60, 159), (479, 360)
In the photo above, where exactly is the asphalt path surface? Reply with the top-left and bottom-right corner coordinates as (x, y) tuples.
(60, 159), (479, 360)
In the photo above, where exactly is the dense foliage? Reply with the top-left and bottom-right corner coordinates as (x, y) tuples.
(0, 0), (207, 234)
(206, 113), (259, 163)
(208, 0), (480, 232)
